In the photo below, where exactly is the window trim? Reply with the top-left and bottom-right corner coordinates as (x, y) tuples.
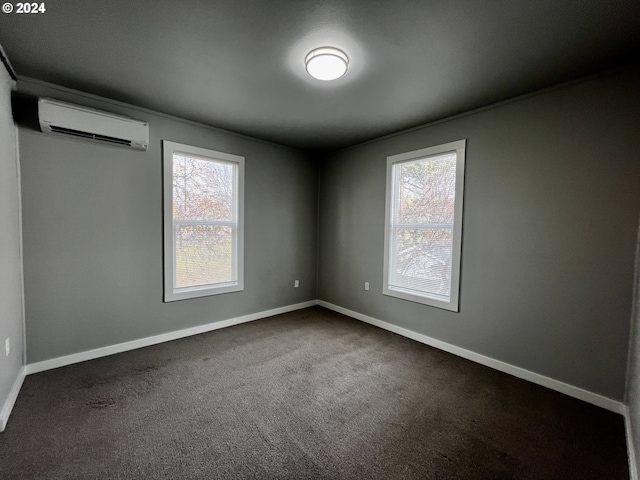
(383, 139), (466, 312)
(162, 140), (245, 302)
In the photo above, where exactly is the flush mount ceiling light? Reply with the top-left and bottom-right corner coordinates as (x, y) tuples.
(305, 47), (349, 81)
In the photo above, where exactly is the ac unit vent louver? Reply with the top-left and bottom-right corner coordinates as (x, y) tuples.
(49, 126), (133, 146)
(38, 98), (148, 151)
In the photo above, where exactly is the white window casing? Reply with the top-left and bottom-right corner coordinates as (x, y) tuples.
(163, 141), (244, 302)
(383, 140), (466, 311)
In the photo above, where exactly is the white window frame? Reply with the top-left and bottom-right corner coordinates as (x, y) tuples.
(163, 141), (244, 302)
(383, 139), (466, 312)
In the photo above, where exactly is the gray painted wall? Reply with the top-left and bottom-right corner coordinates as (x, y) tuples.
(318, 67), (640, 401)
(18, 81), (318, 364)
(626, 221), (640, 473)
(0, 65), (24, 429)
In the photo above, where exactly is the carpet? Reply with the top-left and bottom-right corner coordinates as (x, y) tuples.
(0, 306), (629, 479)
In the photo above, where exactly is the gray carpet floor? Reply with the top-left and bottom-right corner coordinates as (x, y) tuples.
(0, 306), (629, 479)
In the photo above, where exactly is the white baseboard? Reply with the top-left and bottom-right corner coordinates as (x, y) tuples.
(25, 300), (317, 375)
(317, 300), (625, 415)
(0, 366), (25, 432)
(626, 407), (639, 480)
(16, 298), (628, 415)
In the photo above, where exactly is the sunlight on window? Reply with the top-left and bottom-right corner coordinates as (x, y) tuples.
(384, 140), (465, 311)
(390, 153), (456, 298)
(172, 153), (237, 289)
(163, 141), (244, 302)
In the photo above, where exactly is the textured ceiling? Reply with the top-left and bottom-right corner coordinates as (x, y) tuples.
(0, 0), (639, 151)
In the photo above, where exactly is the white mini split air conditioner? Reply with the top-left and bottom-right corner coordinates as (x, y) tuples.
(38, 98), (149, 151)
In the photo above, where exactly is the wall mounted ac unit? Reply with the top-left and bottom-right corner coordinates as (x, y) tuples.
(38, 98), (149, 151)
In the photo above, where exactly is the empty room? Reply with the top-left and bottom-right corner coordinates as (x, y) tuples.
(1, 1), (640, 478)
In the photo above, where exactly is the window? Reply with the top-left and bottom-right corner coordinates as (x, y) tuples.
(163, 141), (244, 302)
(383, 140), (466, 311)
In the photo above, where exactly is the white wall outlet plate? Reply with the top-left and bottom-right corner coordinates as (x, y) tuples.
(294, 280), (299, 288)
(365, 282), (370, 291)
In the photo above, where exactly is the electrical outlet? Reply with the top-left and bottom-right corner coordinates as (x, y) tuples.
(365, 282), (370, 291)
(294, 280), (299, 288)
(5, 337), (9, 357)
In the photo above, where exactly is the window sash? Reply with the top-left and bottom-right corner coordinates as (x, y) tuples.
(388, 225), (454, 299)
(171, 158), (239, 290)
(172, 224), (238, 291)
(383, 140), (465, 312)
(163, 140), (244, 302)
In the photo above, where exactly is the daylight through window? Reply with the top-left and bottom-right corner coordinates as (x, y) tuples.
(383, 140), (465, 311)
(163, 141), (244, 302)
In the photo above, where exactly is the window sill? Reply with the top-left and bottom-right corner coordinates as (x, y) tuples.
(164, 282), (243, 302)
(383, 285), (458, 312)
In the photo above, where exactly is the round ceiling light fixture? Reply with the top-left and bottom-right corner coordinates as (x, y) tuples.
(305, 47), (349, 81)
